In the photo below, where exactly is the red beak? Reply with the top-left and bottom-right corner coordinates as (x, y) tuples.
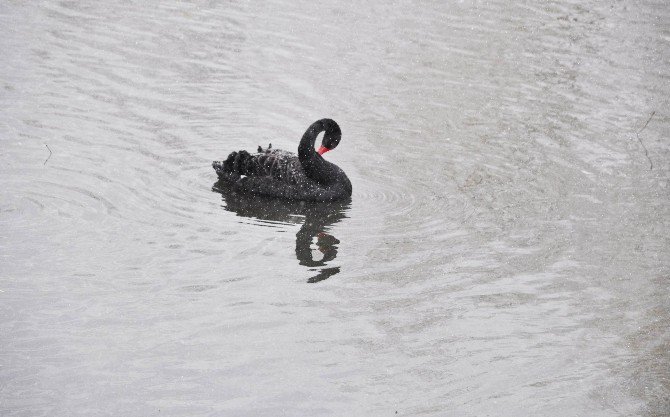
(317, 146), (330, 156)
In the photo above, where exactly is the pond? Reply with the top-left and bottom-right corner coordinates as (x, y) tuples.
(1, 1), (668, 415)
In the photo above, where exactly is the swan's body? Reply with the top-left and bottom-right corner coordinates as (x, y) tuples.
(213, 119), (351, 201)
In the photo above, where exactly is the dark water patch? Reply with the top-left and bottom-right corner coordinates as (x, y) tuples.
(213, 181), (350, 283)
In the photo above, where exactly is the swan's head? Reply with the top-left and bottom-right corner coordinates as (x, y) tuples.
(317, 118), (342, 156)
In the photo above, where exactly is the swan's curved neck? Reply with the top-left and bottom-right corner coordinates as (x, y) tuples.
(298, 120), (338, 184)
(298, 120), (324, 160)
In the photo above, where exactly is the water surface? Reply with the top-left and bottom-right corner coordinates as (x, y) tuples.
(1, 1), (669, 416)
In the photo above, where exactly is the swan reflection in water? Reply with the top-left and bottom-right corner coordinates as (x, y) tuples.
(213, 181), (350, 283)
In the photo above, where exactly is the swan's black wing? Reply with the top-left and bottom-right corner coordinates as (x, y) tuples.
(213, 146), (351, 201)
(214, 147), (335, 200)
(213, 148), (308, 184)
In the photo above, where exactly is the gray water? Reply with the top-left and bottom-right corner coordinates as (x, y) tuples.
(1, 1), (669, 416)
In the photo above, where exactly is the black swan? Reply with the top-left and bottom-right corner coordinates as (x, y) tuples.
(212, 119), (352, 201)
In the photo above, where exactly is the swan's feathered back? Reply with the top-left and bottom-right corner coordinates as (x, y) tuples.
(213, 145), (308, 185)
